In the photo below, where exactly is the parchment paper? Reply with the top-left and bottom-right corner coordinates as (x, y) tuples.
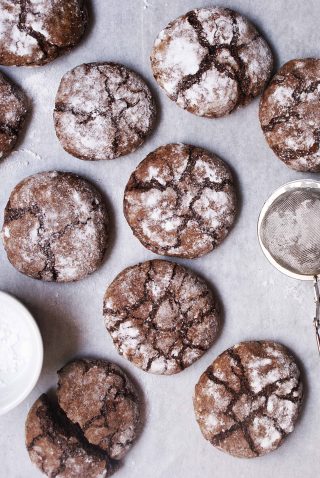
(1, 1), (320, 477)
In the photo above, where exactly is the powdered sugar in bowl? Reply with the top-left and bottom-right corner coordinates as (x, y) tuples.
(0, 291), (43, 415)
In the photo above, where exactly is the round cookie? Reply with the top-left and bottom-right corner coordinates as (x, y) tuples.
(57, 359), (140, 460)
(260, 58), (320, 172)
(54, 62), (156, 161)
(124, 143), (237, 259)
(0, 0), (87, 66)
(0, 72), (28, 159)
(2, 171), (109, 282)
(151, 7), (273, 117)
(194, 341), (303, 458)
(103, 259), (220, 375)
(25, 394), (113, 478)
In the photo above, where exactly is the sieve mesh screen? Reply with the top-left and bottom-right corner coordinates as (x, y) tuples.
(260, 188), (320, 276)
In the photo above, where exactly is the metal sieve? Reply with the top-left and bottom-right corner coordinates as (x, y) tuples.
(258, 179), (320, 354)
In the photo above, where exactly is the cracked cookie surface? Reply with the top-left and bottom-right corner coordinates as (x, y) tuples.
(124, 143), (237, 259)
(151, 7), (273, 117)
(2, 171), (109, 282)
(260, 58), (320, 172)
(25, 394), (114, 478)
(194, 341), (303, 458)
(0, 0), (87, 66)
(103, 259), (220, 375)
(0, 71), (28, 159)
(57, 359), (140, 460)
(54, 62), (156, 161)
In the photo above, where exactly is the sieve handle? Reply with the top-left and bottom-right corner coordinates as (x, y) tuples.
(313, 276), (320, 355)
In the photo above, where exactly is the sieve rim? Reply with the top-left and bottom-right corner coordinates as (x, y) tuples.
(257, 179), (320, 281)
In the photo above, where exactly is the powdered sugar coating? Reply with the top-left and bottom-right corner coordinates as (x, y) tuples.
(124, 143), (237, 259)
(260, 58), (320, 172)
(57, 359), (140, 460)
(103, 259), (220, 375)
(194, 341), (303, 458)
(151, 7), (273, 117)
(2, 171), (109, 282)
(0, 0), (87, 66)
(0, 71), (28, 159)
(54, 62), (156, 161)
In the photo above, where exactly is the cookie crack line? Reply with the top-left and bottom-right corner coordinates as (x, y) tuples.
(55, 360), (140, 462)
(262, 77), (320, 133)
(16, 0), (87, 65)
(174, 9), (250, 108)
(0, 121), (20, 138)
(18, 0), (58, 60)
(28, 395), (115, 477)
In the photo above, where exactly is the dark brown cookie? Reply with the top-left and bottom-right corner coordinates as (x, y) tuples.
(0, 0), (87, 66)
(260, 58), (320, 172)
(57, 359), (140, 460)
(54, 62), (156, 161)
(151, 7), (273, 117)
(25, 394), (113, 478)
(103, 259), (220, 375)
(0, 71), (28, 159)
(124, 143), (237, 259)
(194, 341), (303, 458)
(2, 171), (109, 282)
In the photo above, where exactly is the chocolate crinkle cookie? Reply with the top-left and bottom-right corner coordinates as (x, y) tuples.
(0, 71), (28, 159)
(25, 394), (114, 478)
(103, 259), (220, 375)
(124, 143), (237, 259)
(260, 58), (320, 172)
(0, 0), (87, 66)
(194, 341), (303, 458)
(54, 62), (156, 161)
(151, 7), (273, 117)
(57, 359), (140, 460)
(2, 171), (109, 282)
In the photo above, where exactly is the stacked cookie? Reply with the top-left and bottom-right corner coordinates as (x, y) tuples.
(0, 2), (310, 476)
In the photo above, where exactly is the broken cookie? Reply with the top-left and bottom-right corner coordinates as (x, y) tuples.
(1, 171), (109, 282)
(25, 394), (113, 478)
(151, 7), (273, 117)
(194, 341), (303, 458)
(26, 360), (141, 477)
(103, 259), (220, 375)
(57, 359), (140, 460)
(0, 0), (87, 66)
(54, 62), (156, 161)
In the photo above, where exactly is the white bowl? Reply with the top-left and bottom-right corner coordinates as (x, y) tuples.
(0, 291), (43, 415)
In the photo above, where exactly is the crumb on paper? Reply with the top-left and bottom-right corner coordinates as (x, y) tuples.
(143, 0), (152, 9)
